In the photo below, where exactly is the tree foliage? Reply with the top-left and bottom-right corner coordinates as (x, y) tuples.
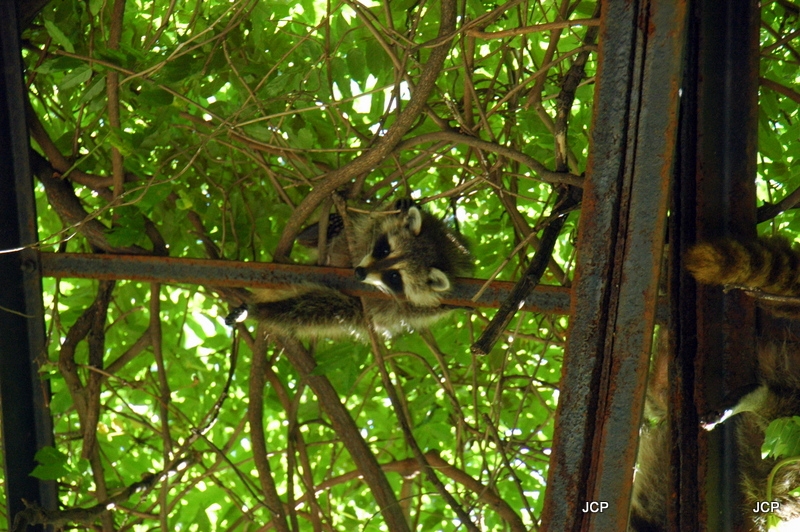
(16, 1), (593, 529)
(3, 0), (798, 530)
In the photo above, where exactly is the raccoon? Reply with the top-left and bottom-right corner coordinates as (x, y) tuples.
(733, 342), (800, 529)
(226, 199), (472, 339)
(630, 336), (800, 531)
(630, 236), (800, 531)
(629, 334), (671, 532)
(685, 236), (800, 298)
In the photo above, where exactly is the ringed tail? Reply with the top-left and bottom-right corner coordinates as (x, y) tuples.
(685, 236), (800, 296)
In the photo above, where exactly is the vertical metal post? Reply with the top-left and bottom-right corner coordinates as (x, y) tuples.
(674, 0), (760, 530)
(541, 0), (686, 529)
(0, 0), (57, 527)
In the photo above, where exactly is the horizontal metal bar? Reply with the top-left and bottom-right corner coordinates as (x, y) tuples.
(39, 252), (572, 315)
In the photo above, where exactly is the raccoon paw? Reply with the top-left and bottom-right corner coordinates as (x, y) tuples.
(394, 198), (417, 212)
(225, 305), (248, 326)
(296, 213), (345, 248)
(700, 408), (728, 431)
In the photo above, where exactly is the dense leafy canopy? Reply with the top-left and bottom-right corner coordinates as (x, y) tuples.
(2, 0), (798, 530)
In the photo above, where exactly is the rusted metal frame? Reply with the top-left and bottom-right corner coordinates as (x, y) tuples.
(588, 1), (687, 529)
(0, 0), (57, 527)
(668, 31), (702, 529)
(540, 0), (640, 527)
(672, 1), (761, 530)
(540, 0), (685, 530)
(39, 252), (572, 314)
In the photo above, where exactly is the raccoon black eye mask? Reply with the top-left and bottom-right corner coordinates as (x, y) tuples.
(226, 199), (472, 339)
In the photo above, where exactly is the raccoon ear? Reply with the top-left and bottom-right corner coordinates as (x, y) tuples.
(394, 198), (416, 211)
(428, 268), (450, 292)
(405, 206), (422, 235)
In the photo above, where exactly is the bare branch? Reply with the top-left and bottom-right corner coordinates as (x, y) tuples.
(273, 0), (458, 261)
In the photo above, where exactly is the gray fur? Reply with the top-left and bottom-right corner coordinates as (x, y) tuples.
(630, 338), (800, 531)
(237, 199), (472, 339)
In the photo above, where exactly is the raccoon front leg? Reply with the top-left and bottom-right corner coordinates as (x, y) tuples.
(228, 285), (365, 339)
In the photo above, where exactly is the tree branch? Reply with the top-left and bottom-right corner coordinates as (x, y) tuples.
(394, 130), (583, 187)
(276, 335), (412, 532)
(248, 328), (291, 531)
(273, 0), (458, 261)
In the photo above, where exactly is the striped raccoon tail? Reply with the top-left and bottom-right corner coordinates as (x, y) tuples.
(225, 285), (365, 339)
(685, 236), (800, 296)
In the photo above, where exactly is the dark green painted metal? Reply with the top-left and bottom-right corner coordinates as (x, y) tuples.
(0, 0), (57, 527)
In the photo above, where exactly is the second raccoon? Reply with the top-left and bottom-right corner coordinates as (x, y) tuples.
(630, 235), (800, 531)
(226, 199), (472, 339)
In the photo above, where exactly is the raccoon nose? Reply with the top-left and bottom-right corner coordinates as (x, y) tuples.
(355, 267), (367, 281)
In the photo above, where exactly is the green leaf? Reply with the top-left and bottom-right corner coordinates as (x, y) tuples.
(365, 46), (390, 80)
(295, 127), (315, 149)
(310, 352), (355, 376)
(175, 192), (193, 210)
(31, 447), (69, 480)
(762, 416), (800, 459)
(161, 54), (200, 83)
(137, 181), (172, 211)
(60, 64), (92, 91)
(95, 47), (130, 69)
(139, 88), (175, 107)
(106, 128), (135, 157)
(243, 124), (273, 142)
(35, 56), (82, 74)
(346, 48), (366, 84)
(329, 57), (351, 98)
(78, 76), (106, 105)
(44, 20), (75, 53)
(264, 71), (297, 98)
(107, 206), (147, 247)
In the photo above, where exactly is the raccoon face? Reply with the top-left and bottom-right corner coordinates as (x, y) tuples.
(354, 205), (453, 307)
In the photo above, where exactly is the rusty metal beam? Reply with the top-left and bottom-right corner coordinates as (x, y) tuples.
(39, 252), (572, 315)
(540, 0), (686, 530)
(671, 0), (761, 530)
